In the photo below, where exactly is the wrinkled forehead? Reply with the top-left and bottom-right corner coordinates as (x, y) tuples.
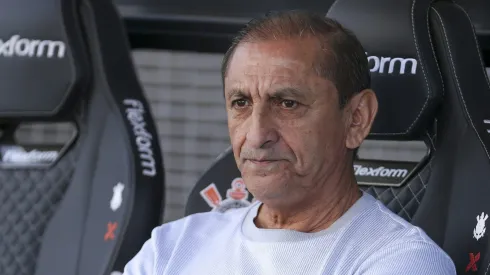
(225, 39), (323, 88)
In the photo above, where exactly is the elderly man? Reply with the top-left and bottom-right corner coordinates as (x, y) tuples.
(124, 11), (456, 275)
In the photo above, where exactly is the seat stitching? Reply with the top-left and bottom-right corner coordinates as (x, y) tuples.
(426, 131), (436, 151)
(451, 10), (490, 273)
(411, 177), (422, 205)
(431, 11), (490, 274)
(431, 8), (490, 162)
(406, 0), (431, 135)
(458, 5), (490, 164)
(326, 0), (342, 16)
(329, 0), (438, 136)
(427, 4), (445, 99)
(370, 0), (432, 136)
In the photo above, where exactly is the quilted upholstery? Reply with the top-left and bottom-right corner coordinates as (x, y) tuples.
(361, 160), (430, 222)
(0, 119), (82, 275)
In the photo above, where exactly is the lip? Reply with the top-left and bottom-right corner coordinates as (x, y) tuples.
(247, 159), (280, 166)
(250, 159), (275, 163)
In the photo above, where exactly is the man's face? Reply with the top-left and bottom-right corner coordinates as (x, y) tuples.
(224, 38), (352, 206)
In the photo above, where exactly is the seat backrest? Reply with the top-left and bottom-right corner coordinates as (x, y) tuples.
(186, 0), (490, 273)
(0, 1), (165, 275)
(426, 1), (490, 273)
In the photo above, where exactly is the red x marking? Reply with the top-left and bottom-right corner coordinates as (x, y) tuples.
(466, 252), (480, 272)
(104, 222), (118, 241)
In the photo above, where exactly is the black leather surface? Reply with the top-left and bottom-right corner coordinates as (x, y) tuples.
(427, 2), (490, 274)
(328, 0), (443, 140)
(0, 0), (89, 119)
(0, 0), (165, 275)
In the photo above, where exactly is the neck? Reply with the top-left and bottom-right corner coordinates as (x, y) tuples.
(254, 168), (361, 233)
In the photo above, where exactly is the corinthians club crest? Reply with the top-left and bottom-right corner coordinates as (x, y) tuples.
(200, 178), (251, 213)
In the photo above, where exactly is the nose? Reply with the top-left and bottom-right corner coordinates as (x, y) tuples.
(245, 108), (279, 149)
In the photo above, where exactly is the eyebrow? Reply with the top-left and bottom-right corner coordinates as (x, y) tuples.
(225, 87), (307, 101)
(225, 89), (247, 100)
(270, 87), (307, 101)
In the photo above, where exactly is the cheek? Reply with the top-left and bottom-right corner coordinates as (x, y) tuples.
(292, 131), (322, 164)
(228, 118), (247, 156)
(280, 122), (317, 160)
(283, 115), (345, 166)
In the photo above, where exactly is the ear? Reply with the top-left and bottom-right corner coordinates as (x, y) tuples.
(344, 89), (378, 150)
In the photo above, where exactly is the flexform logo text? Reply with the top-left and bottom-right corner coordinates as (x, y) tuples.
(367, 53), (417, 75)
(2, 149), (58, 164)
(0, 35), (66, 58)
(124, 99), (157, 177)
(354, 164), (408, 178)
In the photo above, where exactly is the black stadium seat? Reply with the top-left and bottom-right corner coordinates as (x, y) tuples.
(0, 0), (164, 275)
(186, 0), (490, 273)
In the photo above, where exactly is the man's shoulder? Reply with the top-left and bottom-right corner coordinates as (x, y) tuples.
(355, 238), (456, 274)
(122, 207), (251, 275)
(349, 195), (456, 274)
(345, 193), (447, 255)
(152, 205), (251, 244)
(356, 194), (433, 243)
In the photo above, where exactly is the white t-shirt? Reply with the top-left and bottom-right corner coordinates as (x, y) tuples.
(123, 192), (456, 275)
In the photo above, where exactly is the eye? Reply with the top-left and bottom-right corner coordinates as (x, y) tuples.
(231, 99), (250, 108)
(280, 100), (298, 109)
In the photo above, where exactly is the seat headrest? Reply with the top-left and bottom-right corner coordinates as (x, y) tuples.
(328, 0), (444, 140)
(0, 0), (89, 119)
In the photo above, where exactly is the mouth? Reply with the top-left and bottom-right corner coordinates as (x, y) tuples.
(250, 159), (274, 163)
(247, 159), (281, 165)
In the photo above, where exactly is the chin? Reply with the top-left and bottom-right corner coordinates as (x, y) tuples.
(241, 167), (288, 181)
(242, 173), (291, 201)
